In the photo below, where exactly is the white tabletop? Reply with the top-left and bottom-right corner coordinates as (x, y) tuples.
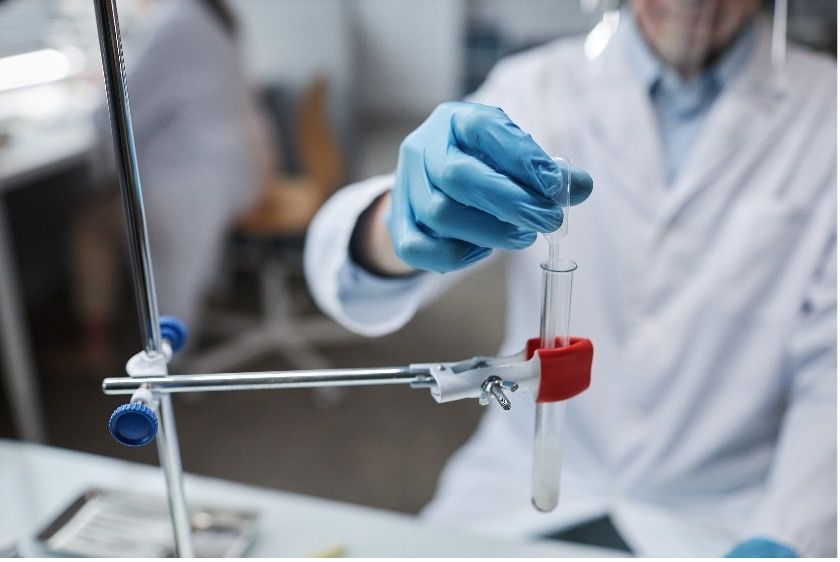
(0, 118), (94, 191)
(0, 439), (625, 557)
(0, 80), (98, 191)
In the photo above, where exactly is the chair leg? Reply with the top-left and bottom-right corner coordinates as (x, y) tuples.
(180, 255), (351, 377)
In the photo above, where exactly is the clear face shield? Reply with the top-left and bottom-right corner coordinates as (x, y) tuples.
(632, 0), (764, 78)
(584, 0), (786, 76)
(582, 0), (624, 60)
(770, 0), (788, 69)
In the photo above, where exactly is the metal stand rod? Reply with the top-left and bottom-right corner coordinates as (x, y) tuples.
(91, 0), (193, 555)
(103, 367), (428, 394)
(155, 395), (193, 555)
(91, 0), (161, 354)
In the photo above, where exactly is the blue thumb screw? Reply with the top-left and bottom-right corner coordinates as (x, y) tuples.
(159, 315), (188, 352)
(108, 402), (158, 446)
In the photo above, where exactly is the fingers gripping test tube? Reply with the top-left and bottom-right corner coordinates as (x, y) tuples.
(532, 156), (574, 513)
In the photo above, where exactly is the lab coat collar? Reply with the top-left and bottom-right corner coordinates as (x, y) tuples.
(660, 15), (788, 226)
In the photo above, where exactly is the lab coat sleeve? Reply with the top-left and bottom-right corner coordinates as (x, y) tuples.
(743, 230), (837, 556)
(304, 68), (516, 337)
(304, 174), (438, 336)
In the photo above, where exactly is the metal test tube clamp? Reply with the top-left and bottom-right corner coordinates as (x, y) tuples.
(91, 0), (193, 555)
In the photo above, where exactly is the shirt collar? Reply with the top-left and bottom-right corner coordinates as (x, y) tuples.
(624, 10), (756, 94)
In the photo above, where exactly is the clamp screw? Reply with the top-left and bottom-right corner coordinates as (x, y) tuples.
(160, 316), (188, 352)
(109, 402), (158, 446)
(479, 376), (517, 410)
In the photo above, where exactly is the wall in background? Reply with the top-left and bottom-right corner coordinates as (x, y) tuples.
(468, 0), (599, 45)
(0, 0), (52, 57)
(354, 0), (466, 121)
(230, 0), (357, 152)
(462, 0), (598, 94)
(232, 0), (354, 91)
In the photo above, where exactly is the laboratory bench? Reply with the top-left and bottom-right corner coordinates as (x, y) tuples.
(0, 439), (627, 558)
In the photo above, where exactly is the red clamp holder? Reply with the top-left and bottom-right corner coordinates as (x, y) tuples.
(526, 337), (593, 403)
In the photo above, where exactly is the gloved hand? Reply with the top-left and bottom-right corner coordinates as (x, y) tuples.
(725, 537), (798, 557)
(386, 101), (593, 273)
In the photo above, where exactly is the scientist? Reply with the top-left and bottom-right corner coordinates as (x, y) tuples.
(305, 0), (836, 557)
(73, 0), (272, 365)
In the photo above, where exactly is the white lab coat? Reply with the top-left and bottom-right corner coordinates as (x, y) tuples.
(93, 0), (270, 331)
(304, 17), (836, 557)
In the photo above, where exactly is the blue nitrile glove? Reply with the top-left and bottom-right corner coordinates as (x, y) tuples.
(726, 537), (798, 557)
(386, 101), (593, 273)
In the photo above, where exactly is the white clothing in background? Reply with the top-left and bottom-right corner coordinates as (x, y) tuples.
(93, 0), (271, 331)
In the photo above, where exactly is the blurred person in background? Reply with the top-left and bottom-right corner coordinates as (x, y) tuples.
(71, 0), (273, 367)
(305, 0), (835, 556)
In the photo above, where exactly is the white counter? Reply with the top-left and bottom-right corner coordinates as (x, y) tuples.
(0, 439), (625, 557)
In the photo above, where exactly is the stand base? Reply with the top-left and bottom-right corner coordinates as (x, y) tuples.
(37, 487), (259, 557)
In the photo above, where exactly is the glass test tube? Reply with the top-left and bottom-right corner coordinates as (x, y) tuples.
(532, 259), (576, 512)
(531, 155), (573, 513)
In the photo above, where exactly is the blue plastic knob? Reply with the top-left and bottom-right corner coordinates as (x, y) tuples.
(160, 315), (188, 352)
(109, 403), (158, 446)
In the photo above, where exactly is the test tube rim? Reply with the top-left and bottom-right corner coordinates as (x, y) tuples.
(540, 258), (578, 274)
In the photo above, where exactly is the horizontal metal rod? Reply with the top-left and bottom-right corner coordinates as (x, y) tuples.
(103, 368), (432, 395)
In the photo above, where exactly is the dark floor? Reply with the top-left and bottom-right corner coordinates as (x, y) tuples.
(1, 257), (507, 514)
